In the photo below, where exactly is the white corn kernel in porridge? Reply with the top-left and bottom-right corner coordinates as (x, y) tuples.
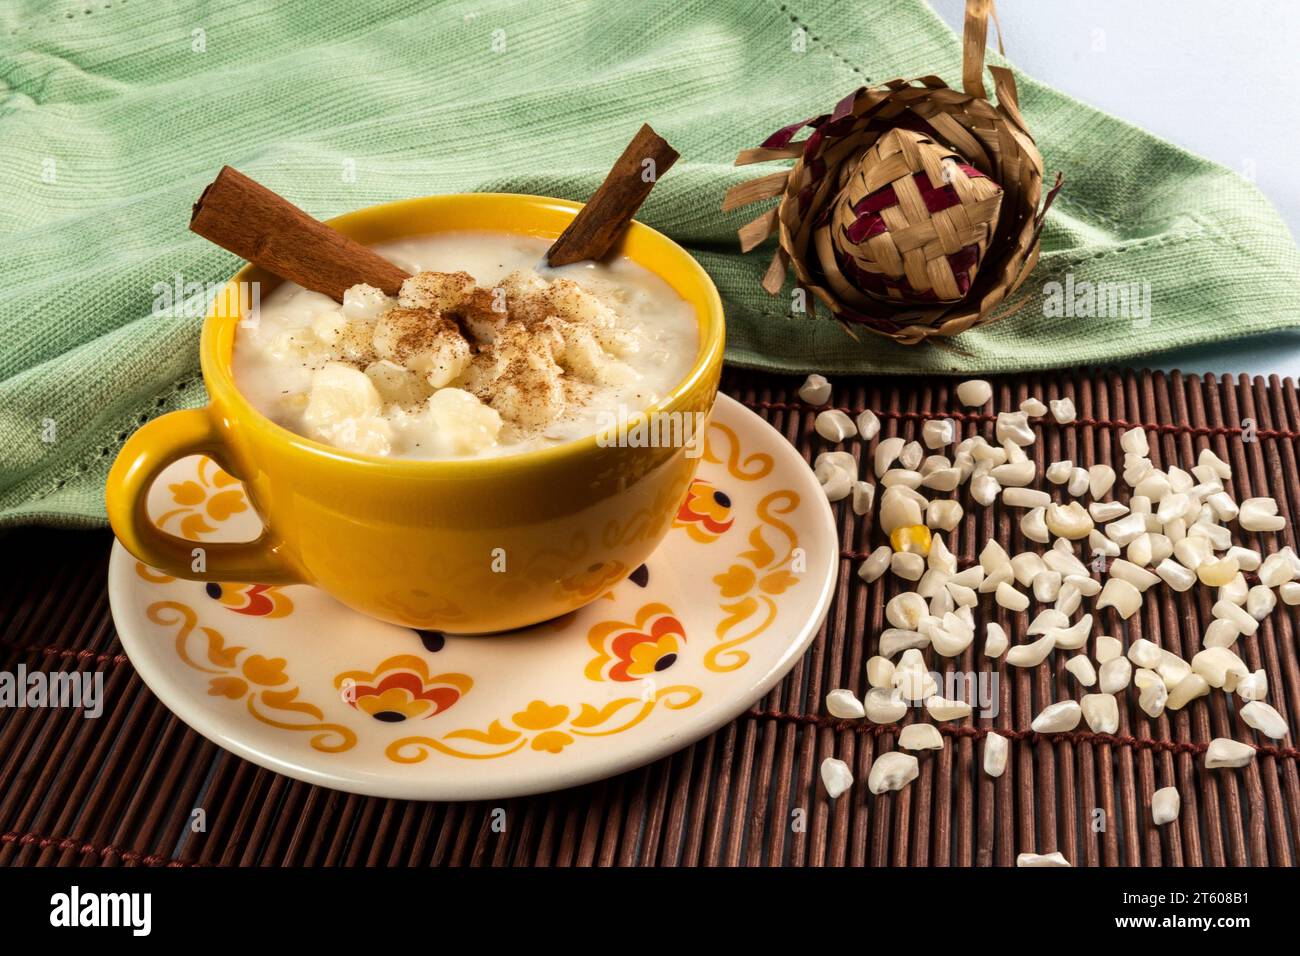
(232, 232), (699, 458)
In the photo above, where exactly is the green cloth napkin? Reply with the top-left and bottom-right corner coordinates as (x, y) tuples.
(3, 0), (1299, 528)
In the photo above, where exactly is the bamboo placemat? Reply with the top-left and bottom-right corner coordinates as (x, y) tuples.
(1, 368), (1297, 867)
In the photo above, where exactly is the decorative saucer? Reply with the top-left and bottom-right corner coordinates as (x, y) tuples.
(107, 394), (837, 800)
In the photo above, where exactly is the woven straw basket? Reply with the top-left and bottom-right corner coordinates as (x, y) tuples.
(724, 0), (1061, 345)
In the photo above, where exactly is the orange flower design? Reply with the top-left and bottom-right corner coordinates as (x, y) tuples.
(204, 582), (294, 618)
(585, 603), (686, 682)
(335, 655), (472, 723)
(156, 456), (247, 539)
(674, 479), (734, 543)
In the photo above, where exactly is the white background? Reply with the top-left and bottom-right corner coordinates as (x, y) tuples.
(931, 0), (1300, 379)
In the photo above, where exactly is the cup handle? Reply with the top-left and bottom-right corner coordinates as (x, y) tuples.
(106, 408), (302, 584)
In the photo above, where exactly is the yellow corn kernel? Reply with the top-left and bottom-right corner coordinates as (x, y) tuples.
(890, 524), (932, 556)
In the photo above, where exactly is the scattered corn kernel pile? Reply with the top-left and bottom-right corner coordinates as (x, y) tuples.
(799, 374), (1296, 866)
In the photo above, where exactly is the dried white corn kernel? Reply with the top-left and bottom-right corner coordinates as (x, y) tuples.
(1156, 650), (1191, 687)
(1245, 585), (1276, 621)
(826, 689), (865, 719)
(957, 379), (992, 407)
(1198, 448), (1232, 480)
(868, 752), (920, 794)
(895, 441), (920, 471)
(925, 696), (972, 721)
(815, 450), (857, 476)
(1067, 467), (1091, 497)
(1105, 513), (1147, 546)
(858, 545), (892, 583)
(886, 592), (927, 631)
(1282, 582), (1300, 605)
(1081, 693), (1119, 734)
(1236, 669), (1267, 702)
(1046, 460), (1073, 484)
(1097, 578), (1142, 619)
(815, 409), (856, 442)
(1052, 584), (1080, 618)
(996, 581), (1029, 612)
(950, 565), (983, 589)
(864, 687), (908, 723)
(926, 500), (963, 531)
(1135, 472), (1172, 503)
(899, 723), (945, 751)
(983, 732), (1009, 777)
(1050, 614), (1093, 651)
(1099, 657), (1132, 693)
(874, 436), (905, 478)
(1089, 501), (1128, 522)
(1173, 536), (1213, 570)
(1202, 618), (1241, 649)
(1120, 426), (1149, 456)
(878, 468), (920, 489)
(1126, 638), (1161, 669)
(893, 649), (937, 701)
(1151, 558), (1191, 593)
(878, 629), (926, 658)
(1192, 647), (1249, 690)
(1003, 487), (1050, 509)
(1259, 552), (1296, 587)
(922, 419), (954, 449)
(920, 467), (961, 492)
(1017, 396), (1044, 417)
(991, 460), (1036, 488)
(1017, 851), (1072, 867)
(851, 481), (876, 515)
(1167, 673), (1210, 710)
(984, 623), (1009, 658)
(1046, 501), (1094, 539)
(799, 374), (832, 405)
(820, 757), (853, 797)
(996, 411), (1035, 446)
(1207, 491), (1239, 522)
(928, 534), (957, 573)
(1021, 507), (1050, 544)
(856, 408), (881, 440)
(1138, 678), (1168, 719)
(1133, 667), (1161, 691)
(819, 468), (852, 502)
(1089, 530), (1120, 558)
(1204, 738), (1255, 769)
(879, 490), (923, 534)
(969, 472), (999, 506)
(1239, 497), (1286, 533)
(1216, 572), (1248, 608)
(1151, 787), (1180, 825)
(866, 656), (895, 688)
(1007, 633), (1056, 668)
(1065, 655), (1097, 687)
(1241, 701), (1288, 739)
(1110, 558), (1160, 592)
(1213, 600), (1258, 636)
(1032, 700), (1082, 733)
(1227, 546), (1262, 572)
(1050, 397), (1077, 424)
(1032, 572), (1063, 604)
(1088, 463), (1116, 499)
(1095, 635), (1123, 663)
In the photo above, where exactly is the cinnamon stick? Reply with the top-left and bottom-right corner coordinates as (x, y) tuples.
(190, 166), (410, 302)
(546, 124), (679, 267)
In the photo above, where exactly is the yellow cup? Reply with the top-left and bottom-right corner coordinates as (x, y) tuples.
(106, 194), (724, 633)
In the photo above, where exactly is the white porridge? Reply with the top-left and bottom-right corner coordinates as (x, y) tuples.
(232, 232), (699, 459)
